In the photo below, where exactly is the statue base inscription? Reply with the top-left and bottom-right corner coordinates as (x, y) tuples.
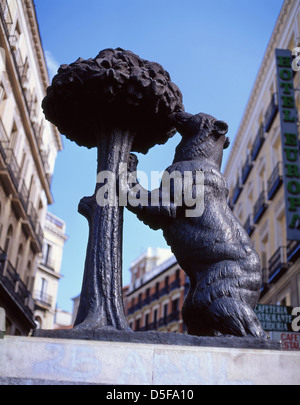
(33, 328), (280, 351)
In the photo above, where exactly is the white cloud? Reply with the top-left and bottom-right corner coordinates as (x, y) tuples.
(45, 50), (60, 79)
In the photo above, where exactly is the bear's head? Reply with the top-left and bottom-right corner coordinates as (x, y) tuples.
(171, 111), (230, 169)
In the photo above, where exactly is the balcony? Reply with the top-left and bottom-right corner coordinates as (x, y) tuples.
(0, 248), (35, 325)
(241, 155), (253, 184)
(160, 285), (169, 297)
(158, 310), (181, 328)
(150, 290), (160, 302)
(34, 290), (53, 308)
(0, 0), (13, 38)
(167, 310), (180, 324)
(170, 278), (181, 291)
(268, 247), (288, 283)
(232, 179), (243, 205)
(5, 148), (21, 190)
(287, 240), (300, 263)
(251, 125), (265, 161)
(228, 197), (234, 211)
(244, 214), (255, 236)
(264, 94), (278, 133)
(253, 190), (268, 224)
(267, 162), (283, 200)
(0, 3), (52, 190)
(0, 118), (9, 163)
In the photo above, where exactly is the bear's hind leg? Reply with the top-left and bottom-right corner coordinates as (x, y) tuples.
(206, 298), (268, 339)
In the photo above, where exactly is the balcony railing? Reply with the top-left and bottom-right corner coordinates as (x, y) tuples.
(160, 285), (169, 297)
(34, 290), (53, 307)
(267, 162), (283, 200)
(5, 148), (21, 190)
(287, 240), (300, 263)
(244, 214), (255, 236)
(19, 179), (29, 212)
(158, 310), (181, 328)
(27, 202), (38, 232)
(232, 179), (243, 205)
(241, 155), (253, 184)
(170, 278), (181, 291)
(0, 0), (13, 38)
(253, 190), (268, 224)
(0, 118), (9, 161)
(268, 247), (287, 283)
(264, 93), (278, 133)
(251, 125), (265, 161)
(0, 3), (52, 188)
(0, 248), (35, 321)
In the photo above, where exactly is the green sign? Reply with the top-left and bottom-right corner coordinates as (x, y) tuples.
(254, 304), (294, 332)
(275, 49), (300, 240)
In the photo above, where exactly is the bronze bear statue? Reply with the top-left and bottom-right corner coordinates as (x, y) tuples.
(125, 111), (267, 339)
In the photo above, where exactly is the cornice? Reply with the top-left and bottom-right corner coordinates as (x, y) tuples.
(224, 0), (293, 178)
(23, 0), (63, 151)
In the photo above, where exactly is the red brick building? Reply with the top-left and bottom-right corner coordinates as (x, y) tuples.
(124, 248), (188, 333)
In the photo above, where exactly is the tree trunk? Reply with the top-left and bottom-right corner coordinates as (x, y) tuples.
(74, 128), (134, 331)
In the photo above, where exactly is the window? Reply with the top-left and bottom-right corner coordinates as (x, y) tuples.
(15, 244), (23, 273)
(25, 260), (32, 289)
(277, 290), (291, 306)
(163, 302), (168, 324)
(155, 282), (159, 296)
(0, 84), (7, 115)
(43, 243), (52, 267)
(0, 84), (5, 104)
(39, 277), (48, 300)
(0, 202), (2, 240)
(4, 225), (13, 255)
(172, 298), (179, 313)
(145, 313), (149, 331)
(153, 308), (158, 328)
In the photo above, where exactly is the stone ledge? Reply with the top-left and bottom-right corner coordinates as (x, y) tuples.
(1, 335), (300, 385)
(33, 328), (281, 351)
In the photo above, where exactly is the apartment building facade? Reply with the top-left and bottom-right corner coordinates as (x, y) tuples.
(124, 248), (188, 333)
(34, 212), (67, 330)
(0, 0), (63, 335)
(225, 0), (300, 309)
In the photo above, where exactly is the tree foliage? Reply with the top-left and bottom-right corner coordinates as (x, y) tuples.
(43, 48), (184, 153)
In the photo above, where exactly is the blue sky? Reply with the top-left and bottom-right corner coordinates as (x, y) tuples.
(35, 0), (284, 313)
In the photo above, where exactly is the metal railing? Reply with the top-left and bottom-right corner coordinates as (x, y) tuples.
(0, 0), (13, 38)
(264, 93), (278, 133)
(267, 162), (283, 200)
(5, 148), (21, 189)
(268, 246), (287, 283)
(232, 179), (243, 205)
(0, 248), (35, 319)
(0, 2), (52, 187)
(251, 125), (265, 161)
(244, 214), (255, 236)
(241, 154), (253, 184)
(34, 290), (52, 307)
(253, 190), (268, 224)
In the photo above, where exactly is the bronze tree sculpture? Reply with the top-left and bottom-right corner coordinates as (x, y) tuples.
(42, 48), (184, 331)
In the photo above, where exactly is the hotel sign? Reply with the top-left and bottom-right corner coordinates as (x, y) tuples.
(275, 49), (300, 241)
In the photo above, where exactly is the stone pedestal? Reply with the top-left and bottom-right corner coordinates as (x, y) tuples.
(0, 335), (300, 385)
